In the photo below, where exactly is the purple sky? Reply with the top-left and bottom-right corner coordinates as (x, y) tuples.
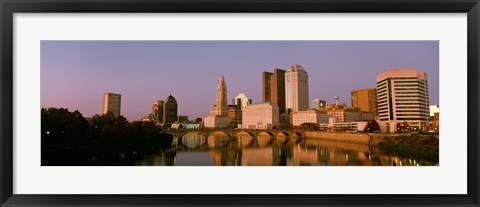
(41, 41), (439, 121)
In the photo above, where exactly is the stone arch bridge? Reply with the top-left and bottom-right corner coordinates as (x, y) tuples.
(165, 128), (306, 140)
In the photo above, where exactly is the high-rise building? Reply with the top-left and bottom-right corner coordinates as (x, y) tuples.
(103, 92), (121, 117)
(351, 88), (378, 116)
(262, 71), (273, 103)
(376, 69), (430, 132)
(215, 75), (228, 116)
(232, 93), (252, 111)
(285, 64), (309, 112)
(152, 100), (164, 123)
(262, 69), (286, 113)
(204, 75), (230, 128)
(163, 95), (178, 124)
(312, 99), (327, 110)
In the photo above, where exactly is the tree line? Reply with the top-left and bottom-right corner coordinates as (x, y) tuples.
(41, 107), (173, 165)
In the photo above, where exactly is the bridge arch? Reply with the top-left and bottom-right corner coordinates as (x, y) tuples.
(258, 131), (275, 137)
(237, 130), (256, 137)
(277, 131), (290, 137)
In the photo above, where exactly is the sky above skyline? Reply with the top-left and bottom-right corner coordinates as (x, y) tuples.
(41, 41), (439, 121)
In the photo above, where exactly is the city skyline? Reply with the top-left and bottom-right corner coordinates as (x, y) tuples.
(41, 41), (439, 121)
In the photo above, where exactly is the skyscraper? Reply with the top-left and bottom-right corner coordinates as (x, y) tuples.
(285, 64), (309, 112)
(215, 75), (228, 116)
(103, 92), (121, 117)
(262, 68), (286, 113)
(204, 75), (230, 128)
(351, 88), (378, 116)
(376, 69), (430, 132)
(163, 95), (178, 124)
(152, 100), (164, 123)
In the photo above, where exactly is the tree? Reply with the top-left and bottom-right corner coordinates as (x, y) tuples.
(41, 107), (92, 145)
(364, 120), (380, 133)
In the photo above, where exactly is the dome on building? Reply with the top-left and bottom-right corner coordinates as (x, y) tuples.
(287, 64), (305, 72)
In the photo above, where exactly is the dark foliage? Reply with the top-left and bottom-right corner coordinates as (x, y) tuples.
(41, 108), (173, 166)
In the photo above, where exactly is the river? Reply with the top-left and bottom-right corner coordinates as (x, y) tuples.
(83, 132), (438, 166)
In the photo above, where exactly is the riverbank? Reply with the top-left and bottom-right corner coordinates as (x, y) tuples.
(304, 131), (371, 144)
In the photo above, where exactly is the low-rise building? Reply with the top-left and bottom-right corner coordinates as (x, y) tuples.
(204, 116), (229, 128)
(241, 102), (279, 129)
(291, 109), (330, 126)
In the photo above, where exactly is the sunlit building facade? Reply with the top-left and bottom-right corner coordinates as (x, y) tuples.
(152, 100), (164, 123)
(312, 99), (326, 110)
(204, 75), (229, 128)
(241, 102), (279, 129)
(232, 93), (252, 111)
(376, 69), (430, 132)
(285, 64), (309, 112)
(291, 109), (330, 126)
(262, 68), (286, 114)
(103, 92), (121, 117)
(351, 88), (378, 117)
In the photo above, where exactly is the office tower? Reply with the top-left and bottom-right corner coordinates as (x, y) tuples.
(262, 71), (273, 102)
(376, 69), (430, 131)
(163, 95), (178, 124)
(103, 92), (121, 117)
(351, 88), (378, 116)
(262, 68), (286, 113)
(285, 64), (309, 112)
(152, 100), (164, 123)
(204, 75), (229, 128)
(312, 99), (326, 110)
(232, 93), (252, 111)
(215, 75), (228, 116)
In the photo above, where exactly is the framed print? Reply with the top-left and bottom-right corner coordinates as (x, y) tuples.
(1, 0), (479, 206)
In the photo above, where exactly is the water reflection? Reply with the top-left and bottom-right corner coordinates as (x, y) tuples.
(83, 133), (438, 166)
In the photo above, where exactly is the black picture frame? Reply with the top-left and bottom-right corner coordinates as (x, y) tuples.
(1, 0), (479, 206)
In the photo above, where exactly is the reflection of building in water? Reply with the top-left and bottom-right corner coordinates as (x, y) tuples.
(241, 148), (281, 166)
(288, 140), (379, 166)
(209, 149), (239, 166)
(240, 102), (279, 129)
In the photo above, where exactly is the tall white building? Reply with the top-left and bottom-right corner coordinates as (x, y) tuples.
(376, 69), (430, 132)
(204, 75), (229, 128)
(285, 64), (309, 112)
(291, 109), (330, 126)
(103, 92), (121, 117)
(232, 93), (252, 111)
(241, 103), (279, 129)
